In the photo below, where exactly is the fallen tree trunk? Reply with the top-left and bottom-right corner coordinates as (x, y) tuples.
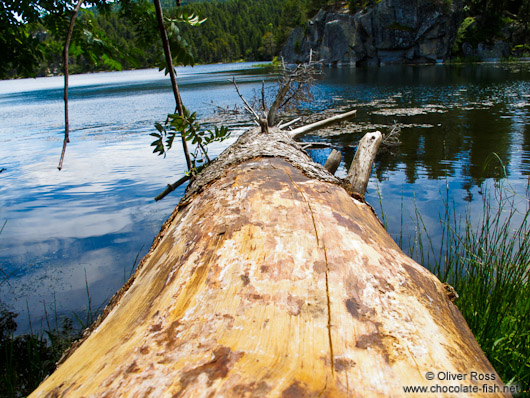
(31, 128), (508, 398)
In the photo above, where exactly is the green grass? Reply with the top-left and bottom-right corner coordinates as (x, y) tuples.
(0, 306), (82, 398)
(391, 180), (530, 395)
(0, 243), (141, 397)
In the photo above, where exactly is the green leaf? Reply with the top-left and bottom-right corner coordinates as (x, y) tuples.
(154, 122), (165, 133)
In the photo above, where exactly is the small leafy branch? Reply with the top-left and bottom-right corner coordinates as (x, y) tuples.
(150, 106), (230, 174)
(149, 2), (230, 201)
(160, 10), (206, 74)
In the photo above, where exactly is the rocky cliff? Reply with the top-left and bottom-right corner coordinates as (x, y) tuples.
(281, 0), (463, 66)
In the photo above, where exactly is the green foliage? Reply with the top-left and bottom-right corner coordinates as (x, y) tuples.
(388, 175), (530, 392)
(150, 106), (230, 173)
(0, 307), (81, 398)
(163, 10), (206, 70)
(0, 0), (116, 78)
(452, 16), (478, 54)
(440, 189), (530, 389)
(348, 0), (370, 13)
(4, 0), (530, 78)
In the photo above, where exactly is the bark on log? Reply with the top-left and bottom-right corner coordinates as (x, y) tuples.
(30, 128), (508, 398)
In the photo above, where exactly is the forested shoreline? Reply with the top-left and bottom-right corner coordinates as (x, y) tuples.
(2, 0), (529, 79)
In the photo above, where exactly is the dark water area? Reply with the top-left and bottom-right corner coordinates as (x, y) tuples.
(1, 62), (529, 333)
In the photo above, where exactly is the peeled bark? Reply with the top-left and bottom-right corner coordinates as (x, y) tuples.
(31, 128), (508, 398)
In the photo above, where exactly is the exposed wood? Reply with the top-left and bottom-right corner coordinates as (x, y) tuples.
(31, 128), (507, 398)
(289, 109), (357, 139)
(346, 130), (382, 197)
(324, 148), (341, 175)
(267, 80), (290, 127)
(278, 117), (300, 129)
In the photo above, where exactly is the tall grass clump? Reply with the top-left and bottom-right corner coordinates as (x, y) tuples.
(0, 307), (80, 398)
(409, 181), (530, 393)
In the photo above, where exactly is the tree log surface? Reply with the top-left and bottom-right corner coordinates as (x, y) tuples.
(31, 129), (507, 398)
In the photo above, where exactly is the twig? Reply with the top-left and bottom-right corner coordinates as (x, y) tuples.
(261, 80), (266, 114)
(231, 78), (260, 125)
(290, 110), (357, 139)
(267, 60), (322, 127)
(58, 0), (84, 171)
(382, 121), (402, 147)
(267, 80), (290, 127)
(300, 142), (336, 150)
(155, 174), (191, 201)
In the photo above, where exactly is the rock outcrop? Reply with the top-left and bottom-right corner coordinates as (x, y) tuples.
(281, 0), (463, 66)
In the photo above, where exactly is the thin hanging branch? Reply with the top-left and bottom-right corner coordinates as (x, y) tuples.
(153, 0), (193, 172)
(58, 0), (84, 171)
(231, 78), (260, 125)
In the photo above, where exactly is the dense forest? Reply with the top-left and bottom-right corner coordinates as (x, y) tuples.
(1, 0), (529, 78)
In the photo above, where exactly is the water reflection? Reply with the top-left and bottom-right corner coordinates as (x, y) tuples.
(315, 64), (530, 187)
(0, 62), (529, 333)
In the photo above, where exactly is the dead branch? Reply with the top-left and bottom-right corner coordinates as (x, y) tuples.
(154, 175), (191, 201)
(231, 78), (260, 125)
(300, 142), (336, 150)
(58, 0), (84, 171)
(266, 60), (322, 127)
(267, 81), (290, 127)
(324, 149), (342, 175)
(289, 109), (357, 139)
(278, 117), (301, 130)
(382, 121), (402, 148)
(347, 131), (382, 197)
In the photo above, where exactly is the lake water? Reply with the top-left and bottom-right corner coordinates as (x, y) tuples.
(1, 62), (529, 333)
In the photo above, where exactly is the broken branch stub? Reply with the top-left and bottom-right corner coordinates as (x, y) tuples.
(347, 131), (382, 196)
(324, 149), (341, 175)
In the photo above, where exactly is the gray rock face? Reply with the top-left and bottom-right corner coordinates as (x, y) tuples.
(281, 0), (463, 65)
(462, 41), (511, 60)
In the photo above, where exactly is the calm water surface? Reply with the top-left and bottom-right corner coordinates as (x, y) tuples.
(1, 62), (529, 333)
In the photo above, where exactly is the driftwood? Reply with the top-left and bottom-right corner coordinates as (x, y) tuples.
(324, 149), (341, 175)
(347, 131), (382, 197)
(30, 127), (507, 398)
(289, 109), (357, 138)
